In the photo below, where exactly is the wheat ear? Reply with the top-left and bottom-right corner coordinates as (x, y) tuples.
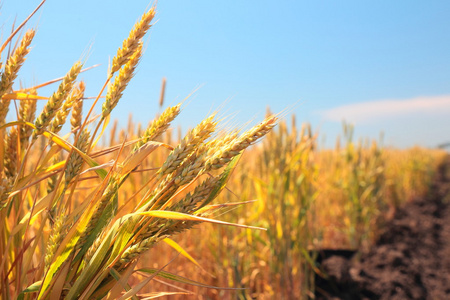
(140, 119), (276, 212)
(0, 29), (35, 125)
(204, 116), (278, 171)
(143, 143), (210, 211)
(134, 104), (181, 150)
(136, 176), (222, 258)
(18, 93), (37, 151)
(173, 176), (219, 213)
(111, 7), (155, 75)
(157, 114), (217, 179)
(49, 81), (85, 134)
(168, 117), (277, 188)
(0, 178), (10, 210)
(115, 234), (168, 271)
(102, 42), (143, 120)
(33, 62), (82, 138)
(47, 83), (85, 194)
(70, 82), (85, 131)
(65, 129), (90, 187)
(82, 229), (108, 267)
(44, 214), (68, 269)
(75, 177), (119, 250)
(143, 177), (219, 238)
(4, 128), (19, 179)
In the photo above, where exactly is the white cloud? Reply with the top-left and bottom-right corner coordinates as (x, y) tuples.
(320, 95), (450, 123)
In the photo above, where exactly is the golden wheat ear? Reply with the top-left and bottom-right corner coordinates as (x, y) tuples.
(70, 81), (85, 131)
(102, 42), (143, 120)
(111, 7), (155, 75)
(33, 62), (83, 138)
(0, 29), (35, 125)
(49, 81), (85, 135)
(134, 104), (181, 150)
(157, 114), (217, 179)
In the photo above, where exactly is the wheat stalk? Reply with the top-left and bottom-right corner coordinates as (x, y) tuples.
(159, 77), (166, 108)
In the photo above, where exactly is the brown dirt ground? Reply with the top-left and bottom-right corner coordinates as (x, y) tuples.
(315, 156), (450, 300)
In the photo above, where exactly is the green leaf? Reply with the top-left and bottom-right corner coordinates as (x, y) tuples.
(18, 281), (42, 300)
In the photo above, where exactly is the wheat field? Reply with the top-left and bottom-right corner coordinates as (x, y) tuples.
(0, 2), (446, 299)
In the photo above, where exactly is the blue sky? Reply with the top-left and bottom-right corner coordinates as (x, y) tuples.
(2, 1), (450, 148)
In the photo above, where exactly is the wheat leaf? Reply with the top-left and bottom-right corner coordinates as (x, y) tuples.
(137, 211), (266, 231)
(163, 238), (204, 271)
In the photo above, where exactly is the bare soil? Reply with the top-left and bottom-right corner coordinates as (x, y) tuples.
(315, 156), (450, 299)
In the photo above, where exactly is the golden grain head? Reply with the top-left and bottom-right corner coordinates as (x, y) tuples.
(157, 114), (217, 178)
(33, 61), (82, 137)
(103, 42), (143, 119)
(70, 81), (85, 131)
(111, 7), (155, 74)
(135, 103), (181, 150)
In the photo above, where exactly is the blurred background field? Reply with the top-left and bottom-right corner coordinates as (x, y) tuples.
(106, 115), (447, 299)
